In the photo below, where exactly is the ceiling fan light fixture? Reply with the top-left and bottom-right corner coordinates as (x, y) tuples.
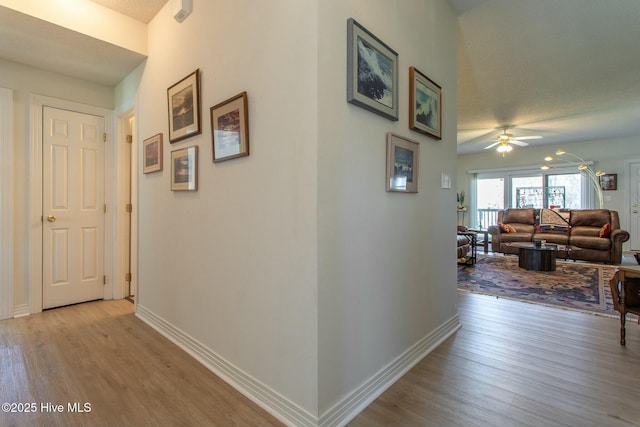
(496, 143), (512, 153)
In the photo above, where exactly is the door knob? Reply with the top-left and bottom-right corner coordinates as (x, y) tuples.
(47, 215), (56, 222)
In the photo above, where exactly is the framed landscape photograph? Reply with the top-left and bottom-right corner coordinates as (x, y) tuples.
(409, 66), (442, 140)
(171, 145), (198, 191)
(600, 173), (617, 191)
(167, 69), (201, 143)
(347, 18), (398, 121)
(210, 91), (250, 162)
(143, 133), (163, 174)
(386, 132), (420, 193)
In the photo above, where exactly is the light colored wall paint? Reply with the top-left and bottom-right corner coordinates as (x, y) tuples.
(136, 0), (319, 416)
(317, 0), (459, 415)
(457, 137), (640, 235)
(0, 87), (13, 320)
(0, 58), (113, 313)
(0, 0), (147, 55)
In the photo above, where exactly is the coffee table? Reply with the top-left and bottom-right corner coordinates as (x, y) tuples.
(507, 242), (558, 271)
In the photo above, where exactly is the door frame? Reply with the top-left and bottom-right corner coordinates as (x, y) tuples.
(0, 87), (13, 320)
(115, 106), (138, 302)
(29, 94), (115, 313)
(624, 159), (640, 251)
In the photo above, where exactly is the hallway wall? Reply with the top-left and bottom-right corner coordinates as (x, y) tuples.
(0, 58), (114, 315)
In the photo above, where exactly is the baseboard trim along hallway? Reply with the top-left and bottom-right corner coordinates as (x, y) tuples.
(135, 304), (317, 427)
(137, 304), (460, 427)
(319, 315), (461, 427)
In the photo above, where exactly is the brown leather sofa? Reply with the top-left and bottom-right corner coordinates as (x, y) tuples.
(488, 208), (629, 264)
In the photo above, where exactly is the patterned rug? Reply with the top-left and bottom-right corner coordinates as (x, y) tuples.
(458, 255), (628, 318)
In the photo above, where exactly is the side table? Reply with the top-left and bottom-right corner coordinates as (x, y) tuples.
(468, 228), (489, 254)
(457, 232), (477, 266)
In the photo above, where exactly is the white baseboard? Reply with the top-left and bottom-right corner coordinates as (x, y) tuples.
(319, 314), (462, 427)
(136, 304), (460, 427)
(135, 304), (318, 427)
(13, 303), (30, 318)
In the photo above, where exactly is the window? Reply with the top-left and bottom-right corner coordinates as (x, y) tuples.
(473, 167), (589, 229)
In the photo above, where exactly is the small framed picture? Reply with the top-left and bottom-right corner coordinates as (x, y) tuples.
(409, 66), (442, 140)
(210, 91), (250, 162)
(167, 69), (201, 143)
(386, 132), (420, 193)
(171, 146), (198, 191)
(143, 133), (163, 174)
(600, 173), (617, 191)
(347, 18), (398, 121)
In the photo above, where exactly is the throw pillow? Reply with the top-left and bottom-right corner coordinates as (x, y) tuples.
(499, 223), (516, 233)
(599, 223), (611, 238)
(534, 208), (571, 233)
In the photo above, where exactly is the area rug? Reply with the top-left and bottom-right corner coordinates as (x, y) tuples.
(458, 255), (629, 318)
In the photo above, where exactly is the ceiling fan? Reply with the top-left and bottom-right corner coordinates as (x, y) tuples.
(484, 126), (542, 154)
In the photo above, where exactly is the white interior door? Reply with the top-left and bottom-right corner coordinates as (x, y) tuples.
(630, 162), (640, 251)
(42, 107), (105, 309)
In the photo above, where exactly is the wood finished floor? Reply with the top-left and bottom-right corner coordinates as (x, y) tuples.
(1, 293), (639, 427)
(350, 292), (640, 427)
(0, 300), (283, 427)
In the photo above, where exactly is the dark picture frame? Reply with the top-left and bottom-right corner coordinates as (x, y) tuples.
(210, 91), (250, 162)
(143, 133), (163, 174)
(167, 69), (201, 143)
(386, 132), (420, 193)
(409, 66), (442, 140)
(600, 173), (617, 191)
(347, 18), (398, 121)
(171, 145), (198, 191)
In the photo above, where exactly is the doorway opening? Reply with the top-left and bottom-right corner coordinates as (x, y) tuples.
(116, 109), (136, 304)
(29, 94), (115, 314)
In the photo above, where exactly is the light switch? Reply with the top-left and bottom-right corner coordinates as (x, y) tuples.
(441, 173), (451, 189)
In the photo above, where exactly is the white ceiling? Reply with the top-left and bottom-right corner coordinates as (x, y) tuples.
(0, 0), (167, 86)
(88, 0), (168, 24)
(454, 0), (640, 154)
(1, 0), (639, 153)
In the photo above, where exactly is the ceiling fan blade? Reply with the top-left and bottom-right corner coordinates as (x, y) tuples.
(513, 135), (542, 141)
(511, 140), (529, 146)
(484, 141), (501, 149)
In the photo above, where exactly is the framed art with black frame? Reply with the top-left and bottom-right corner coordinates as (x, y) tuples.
(347, 18), (398, 121)
(600, 173), (617, 191)
(167, 69), (201, 143)
(409, 66), (442, 140)
(386, 132), (420, 193)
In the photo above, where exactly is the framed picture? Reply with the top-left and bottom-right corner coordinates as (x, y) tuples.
(167, 69), (201, 143)
(409, 66), (442, 140)
(386, 132), (420, 193)
(143, 133), (163, 174)
(347, 18), (398, 121)
(600, 173), (617, 191)
(171, 145), (198, 191)
(210, 91), (250, 162)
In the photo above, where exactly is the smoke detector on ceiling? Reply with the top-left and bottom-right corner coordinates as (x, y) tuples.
(173, 0), (192, 23)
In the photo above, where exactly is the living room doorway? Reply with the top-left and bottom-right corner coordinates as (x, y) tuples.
(627, 161), (640, 251)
